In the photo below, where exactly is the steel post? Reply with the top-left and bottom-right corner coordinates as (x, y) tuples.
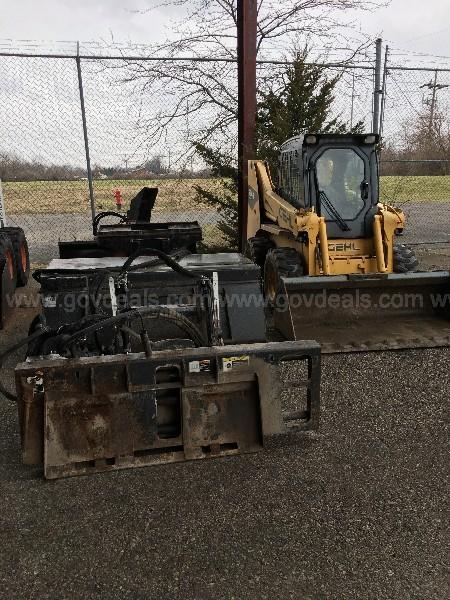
(237, 0), (257, 251)
(372, 38), (383, 135)
(76, 42), (96, 223)
(379, 45), (389, 140)
(0, 179), (5, 228)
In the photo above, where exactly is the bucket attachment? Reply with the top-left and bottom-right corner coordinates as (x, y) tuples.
(275, 271), (450, 353)
(15, 341), (320, 479)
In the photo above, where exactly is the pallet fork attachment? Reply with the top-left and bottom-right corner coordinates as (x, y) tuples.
(16, 341), (320, 479)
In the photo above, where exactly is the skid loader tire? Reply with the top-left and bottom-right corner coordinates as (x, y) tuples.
(0, 234), (17, 291)
(393, 244), (419, 274)
(2, 227), (30, 287)
(245, 235), (275, 267)
(264, 247), (304, 308)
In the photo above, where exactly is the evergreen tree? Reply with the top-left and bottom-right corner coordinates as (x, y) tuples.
(256, 50), (362, 168)
(195, 51), (363, 249)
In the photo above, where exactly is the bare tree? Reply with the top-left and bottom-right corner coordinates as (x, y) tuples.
(120, 0), (383, 161)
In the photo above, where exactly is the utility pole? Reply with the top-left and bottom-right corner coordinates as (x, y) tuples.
(420, 70), (449, 135)
(237, 0), (257, 252)
(428, 71), (438, 133)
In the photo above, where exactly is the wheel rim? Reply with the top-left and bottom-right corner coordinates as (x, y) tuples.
(20, 244), (27, 272)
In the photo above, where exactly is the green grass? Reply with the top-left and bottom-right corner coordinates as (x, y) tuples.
(379, 175), (450, 205)
(2, 175), (449, 216)
(2, 178), (218, 215)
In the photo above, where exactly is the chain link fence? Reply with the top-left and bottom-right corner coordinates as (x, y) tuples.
(380, 66), (450, 249)
(0, 43), (449, 264)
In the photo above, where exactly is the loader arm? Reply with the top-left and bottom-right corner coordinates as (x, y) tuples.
(378, 203), (406, 272)
(249, 160), (330, 275)
(252, 160), (299, 229)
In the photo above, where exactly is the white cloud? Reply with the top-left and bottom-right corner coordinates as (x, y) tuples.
(0, 0), (448, 169)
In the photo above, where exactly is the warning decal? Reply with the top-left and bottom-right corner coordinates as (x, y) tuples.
(222, 355), (250, 370)
(189, 359), (212, 373)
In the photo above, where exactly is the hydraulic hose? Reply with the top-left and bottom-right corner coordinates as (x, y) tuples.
(0, 305), (206, 401)
(33, 248), (197, 288)
(0, 328), (52, 402)
(91, 247), (198, 313)
(118, 247), (198, 279)
(92, 211), (127, 236)
(62, 305), (206, 354)
(0, 311), (117, 402)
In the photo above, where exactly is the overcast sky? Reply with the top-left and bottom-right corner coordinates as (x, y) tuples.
(0, 0), (448, 171)
(0, 0), (449, 63)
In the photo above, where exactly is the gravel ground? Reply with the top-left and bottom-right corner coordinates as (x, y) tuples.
(0, 281), (448, 599)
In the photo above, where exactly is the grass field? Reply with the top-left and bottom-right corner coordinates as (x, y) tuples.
(2, 179), (217, 215)
(2, 175), (449, 215)
(379, 175), (450, 205)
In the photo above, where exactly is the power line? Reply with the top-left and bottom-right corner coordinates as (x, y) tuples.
(403, 27), (450, 44)
(420, 71), (450, 133)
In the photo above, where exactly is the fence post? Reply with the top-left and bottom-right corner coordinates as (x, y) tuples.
(0, 179), (5, 228)
(379, 45), (389, 140)
(76, 41), (96, 223)
(372, 38), (383, 135)
(350, 71), (356, 129)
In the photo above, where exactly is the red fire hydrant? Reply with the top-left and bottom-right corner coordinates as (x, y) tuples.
(114, 189), (124, 211)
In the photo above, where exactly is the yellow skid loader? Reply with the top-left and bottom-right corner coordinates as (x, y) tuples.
(247, 133), (450, 352)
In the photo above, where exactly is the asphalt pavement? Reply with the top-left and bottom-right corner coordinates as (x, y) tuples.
(0, 282), (448, 599)
(6, 200), (450, 264)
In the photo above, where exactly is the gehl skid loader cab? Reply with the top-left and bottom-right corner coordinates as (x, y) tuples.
(247, 134), (450, 352)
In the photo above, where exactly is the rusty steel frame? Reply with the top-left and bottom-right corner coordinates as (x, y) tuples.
(16, 341), (321, 479)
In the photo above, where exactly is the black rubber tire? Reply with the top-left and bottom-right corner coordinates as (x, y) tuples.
(1, 227), (30, 287)
(264, 247), (304, 307)
(0, 233), (17, 290)
(393, 244), (419, 274)
(245, 234), (275, 267)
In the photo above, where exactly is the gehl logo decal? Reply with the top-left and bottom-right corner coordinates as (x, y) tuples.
(279, 206), (292, 228)
(328, 242), (361, 252)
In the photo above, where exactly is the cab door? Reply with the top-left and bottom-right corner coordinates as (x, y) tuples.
(310, 146), (373, 239)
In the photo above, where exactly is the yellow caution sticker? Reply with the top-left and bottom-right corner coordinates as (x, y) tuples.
(222, 355), (250, 370)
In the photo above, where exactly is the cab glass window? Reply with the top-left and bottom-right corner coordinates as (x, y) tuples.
(316, 148), (365, 220)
